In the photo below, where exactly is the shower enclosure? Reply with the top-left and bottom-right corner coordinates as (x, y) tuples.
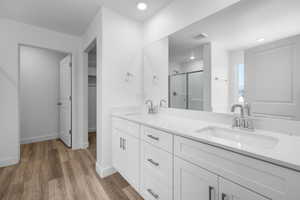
(169, 71), (205, 110)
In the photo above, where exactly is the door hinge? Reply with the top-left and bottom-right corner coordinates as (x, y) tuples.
(69, 96), (72, 101)
(69, 130), (72, 134)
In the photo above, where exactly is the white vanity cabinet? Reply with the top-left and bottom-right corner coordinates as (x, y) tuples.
(112, 116), (300, 200)
(174, 135), (300, 200)
(112, 118), (140, 191)
(219, 178), (268, 200)
(174, 157), (218, 200)
(140, 127), (173, 200)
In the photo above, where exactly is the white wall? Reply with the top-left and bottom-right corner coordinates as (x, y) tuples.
(143, 37), (169, 104)
(143, 0), (240, 44)
(0, 19), (81, 167)
(211, 43), (229, 113)
(81, 7), (143, 177)
(20, 46), (66, 144)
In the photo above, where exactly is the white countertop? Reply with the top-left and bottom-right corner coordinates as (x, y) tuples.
(112, 111), (300, 172)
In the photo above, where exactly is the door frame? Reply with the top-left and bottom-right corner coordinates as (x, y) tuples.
(83, 38), (97, 148)
(18, 43), (74, 149)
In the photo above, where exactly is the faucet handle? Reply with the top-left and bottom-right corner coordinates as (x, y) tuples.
(244, 103), (251, 116)
(232, 117), (240, 128)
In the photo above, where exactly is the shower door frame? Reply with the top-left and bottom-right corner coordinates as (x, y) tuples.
(168, 70), (204, 109)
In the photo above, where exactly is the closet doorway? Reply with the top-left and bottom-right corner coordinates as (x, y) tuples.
(85, 41), (97, 159)
(19, 45), (72, 147)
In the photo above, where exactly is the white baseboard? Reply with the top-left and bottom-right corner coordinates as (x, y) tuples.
(95, 162), (116, 178)
(21, 134), (58, 144)
(83, 141), (89, 149)
(0, 156), (19, 168)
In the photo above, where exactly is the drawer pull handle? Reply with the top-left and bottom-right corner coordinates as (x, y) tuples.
(147, 134), (159, 141)
(147, 158), (159, 167)
(222, 193), (229, 200)
(123, 138), (126, 150)
(209, 186), (215, 200)
(147, 189), (159, 199)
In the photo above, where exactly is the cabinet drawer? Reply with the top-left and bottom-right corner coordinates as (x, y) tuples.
(140, 172), (172, 200)
(174, 135), (300, 200)
(142, 126), (173, 152)
(112, 117), (140, 138)
(141, 141), (172, 187)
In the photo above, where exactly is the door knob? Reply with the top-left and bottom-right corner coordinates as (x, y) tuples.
(57, 102), (62, 106)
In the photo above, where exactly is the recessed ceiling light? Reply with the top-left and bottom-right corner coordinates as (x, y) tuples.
(190, 56), (195, 60)
(257, 38), (265, 42)
(137, 2), (148, 11)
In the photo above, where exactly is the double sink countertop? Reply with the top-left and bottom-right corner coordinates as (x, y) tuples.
(112, 111), (300, 172)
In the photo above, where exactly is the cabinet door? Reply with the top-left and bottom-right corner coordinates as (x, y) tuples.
(112, 129), (126, 175)
(123, 133), (140, 191)
(174, 157), (218, 200)
(219, 178), (269, 200)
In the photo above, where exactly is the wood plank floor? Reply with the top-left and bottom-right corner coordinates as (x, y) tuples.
(0, 134), (144, 200)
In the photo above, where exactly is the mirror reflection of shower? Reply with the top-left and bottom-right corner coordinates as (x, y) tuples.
(169, 71), (205, 110)
(169, 41), (211, 111)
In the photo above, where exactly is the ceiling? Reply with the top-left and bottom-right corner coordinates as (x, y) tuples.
(0, 0), (173, 36)
(98, 0), (174, 21)
(0, 0), (101, 36)
(170, 0), (300, 54)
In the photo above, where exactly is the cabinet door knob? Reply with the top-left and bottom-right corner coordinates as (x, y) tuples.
(147, 189), (159, 199)
(147, 134), (159, 141)
(147, 158), (159, 167)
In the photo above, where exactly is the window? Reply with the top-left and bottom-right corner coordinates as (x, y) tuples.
(237, 64), (245, 103)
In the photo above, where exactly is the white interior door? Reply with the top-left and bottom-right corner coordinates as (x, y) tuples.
(59, 55), (72, 147)
(245, 35), (300, 120)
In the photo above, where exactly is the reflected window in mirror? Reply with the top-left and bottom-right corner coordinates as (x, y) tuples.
(237, 63), (245, 104)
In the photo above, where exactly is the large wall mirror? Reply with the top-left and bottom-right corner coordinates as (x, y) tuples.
(144, 0), (300, 120)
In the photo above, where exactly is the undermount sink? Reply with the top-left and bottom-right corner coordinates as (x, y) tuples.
(196, 127), (279, 149)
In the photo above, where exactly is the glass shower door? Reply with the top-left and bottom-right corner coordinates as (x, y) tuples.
(188, 71), (204, 110)
(169, 74), (187, 109)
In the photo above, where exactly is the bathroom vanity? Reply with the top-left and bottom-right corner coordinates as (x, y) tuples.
(111, 2), (300, 199)
(111, 112), (300, 200)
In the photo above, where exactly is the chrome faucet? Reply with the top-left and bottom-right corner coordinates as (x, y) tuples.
(145, 99), (157, 114)
(231, 104), (244, 117)
(231, 103), (254, 130)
